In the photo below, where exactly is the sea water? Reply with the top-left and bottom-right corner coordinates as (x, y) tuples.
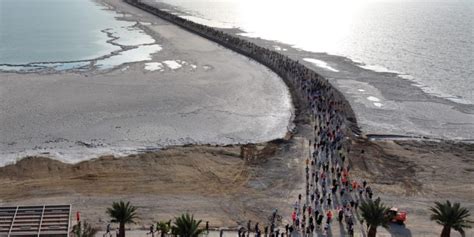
(0, 0), (160, 71)
(154, 0), (474, 105)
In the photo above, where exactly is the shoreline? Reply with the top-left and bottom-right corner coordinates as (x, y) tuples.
(150, 0), (474, 141)
(0, 0), (294, 166)
(124, 0), (358, 133)
(1, 0), (473, 236)
(0, 1), (159, 74)
(156, 0), (473, 107)
(221, 28), (474, 141)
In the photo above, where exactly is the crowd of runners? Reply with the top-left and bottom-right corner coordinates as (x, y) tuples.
(125, 1), (374, 236)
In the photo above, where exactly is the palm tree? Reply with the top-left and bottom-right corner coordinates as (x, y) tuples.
(106, 201), (138, 237)
(359, 197), (391, 237)
(171, 213), (204, 237)
(156, 221), (170, 237)
(430, 200), (473, 237)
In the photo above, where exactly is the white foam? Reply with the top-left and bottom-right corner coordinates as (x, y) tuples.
(399, 74), (472, 105)
(0, 146), (151, 167)
(358, 89), (365, 92)
(398, 74), (414, 80)
(140, 21), (152, 26)
(179, 15), (234, 29)
(359, 64), (400, 74)
(163, 60), (183, 70)
(366, 67), (471, 105)
(303, 58), (339, 72)
(104, 23), (156, 46)
(95, 44), (162, 69)
(273, 46), (288, 51)
(190, 64), (197, 69)
(373, 102), (383, 107)
(144, 62), (164, 71)
(367, 96), (381, 102)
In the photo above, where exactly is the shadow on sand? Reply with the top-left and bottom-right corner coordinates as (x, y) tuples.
(387, 223), (412, 237)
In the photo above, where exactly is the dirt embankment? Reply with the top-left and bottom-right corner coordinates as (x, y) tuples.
(0, 146), (247, 200)
(349, 139), (474, 236)
(0, 131), (309, 229)
(350, 139), (474, 199)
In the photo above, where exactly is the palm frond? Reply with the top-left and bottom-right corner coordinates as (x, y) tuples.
(358, 197), (390, 230)
(106, 201), (138, 224)
(429, 200), (473, 236)
(171, 213), (204, 237)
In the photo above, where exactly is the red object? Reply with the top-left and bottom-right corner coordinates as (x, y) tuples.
(387, 208), (407, 224)
(352, 181), (357, 189)
(76, 212), (80, 222)
(395, 211), (407, 222)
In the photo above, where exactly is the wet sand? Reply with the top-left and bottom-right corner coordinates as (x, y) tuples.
(147, 0), (474, 141)
(0, 0), (292, 165)
(227, 31), (474, 141)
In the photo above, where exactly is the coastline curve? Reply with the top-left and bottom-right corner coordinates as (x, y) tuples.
(124, 0), (360, 145)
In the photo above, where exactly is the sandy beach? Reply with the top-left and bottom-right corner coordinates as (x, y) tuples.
(0, 0), (473, 236)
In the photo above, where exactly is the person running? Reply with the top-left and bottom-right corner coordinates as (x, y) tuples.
(147, 224), (155, 237)
(338, 209), (344, 222)
(326, 211), (333, 224)
(316, 214), (323, 226)
(104, 223), (111, 237)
